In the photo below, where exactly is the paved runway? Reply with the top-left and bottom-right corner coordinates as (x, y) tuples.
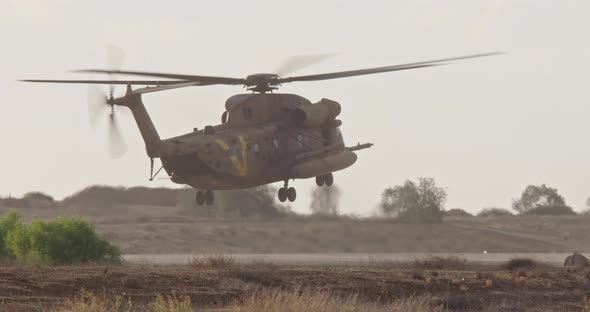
(124, 253), (571, 265)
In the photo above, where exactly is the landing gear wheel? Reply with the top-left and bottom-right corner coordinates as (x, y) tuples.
(315, 176), (325, 186)
(324, 173), (334, 186)
(196, 191), (205, 206)
(205, 190), (214, 205)
(278, 188), (287, 202)
(287, 187), (297, 202)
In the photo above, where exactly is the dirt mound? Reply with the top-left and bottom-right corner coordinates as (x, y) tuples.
(563, 252), (590, 267)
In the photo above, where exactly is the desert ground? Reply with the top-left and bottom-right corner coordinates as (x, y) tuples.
(0, 261), (589, 311)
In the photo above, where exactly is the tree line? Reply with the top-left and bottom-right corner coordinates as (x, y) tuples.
(380, 178), (588, 223)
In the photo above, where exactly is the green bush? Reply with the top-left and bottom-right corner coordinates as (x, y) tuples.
(0, 210), (121, 264)
(0, 210), (20, 259)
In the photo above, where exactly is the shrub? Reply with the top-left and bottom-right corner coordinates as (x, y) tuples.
(411, 256), (467, 270)
(0, 210), (120, 264)
(477, 208), (513, 217)
(189, 252), (235, 268)
(501, 258), (539, 271)
(521, 205), (576, 216)
(0, 210), (20, 259)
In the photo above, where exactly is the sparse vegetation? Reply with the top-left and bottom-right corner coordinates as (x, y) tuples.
(0, 210), (120, 264)
(189, 252), (236, 268)
(411, 256), (467, 270)
(380, 178), (446, 223)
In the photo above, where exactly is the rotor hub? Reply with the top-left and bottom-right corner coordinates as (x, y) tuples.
(245, 73), (280, 93)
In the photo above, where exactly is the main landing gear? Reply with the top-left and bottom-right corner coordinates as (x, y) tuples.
(196, 190), (214, 206)
(278, 180), (297, 203)
(315, 173), (334, 187)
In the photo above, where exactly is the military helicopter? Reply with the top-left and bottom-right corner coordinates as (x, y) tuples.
(22, 52), (500, 205)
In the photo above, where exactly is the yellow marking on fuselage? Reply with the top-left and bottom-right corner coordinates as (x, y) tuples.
(215, 136), (248, 177)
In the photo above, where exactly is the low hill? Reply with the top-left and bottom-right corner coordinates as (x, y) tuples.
(1, 191), (588, 254)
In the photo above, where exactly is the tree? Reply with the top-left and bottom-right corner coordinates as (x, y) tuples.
(380, 178), (446, 223)
(512, 184), (567, 214)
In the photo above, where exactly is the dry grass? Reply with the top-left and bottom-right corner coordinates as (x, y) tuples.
(227, 288), (442, 312)
(56, 288), (440, 312)
(149, 294), (192, 312)
(411, 256), (467, 270)
(57, 290), (133, 312)
(58, 291), (192, 312)
(188, 252), (236, 268)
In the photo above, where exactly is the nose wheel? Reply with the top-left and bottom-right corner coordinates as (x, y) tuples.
(278, 180), (297, 202)
(196, 190), (214, 206)
(315, 173), (334, 187)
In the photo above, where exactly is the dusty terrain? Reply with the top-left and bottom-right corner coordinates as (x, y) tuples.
(3, 204), (589, 254)
(0, 263), (588, 311)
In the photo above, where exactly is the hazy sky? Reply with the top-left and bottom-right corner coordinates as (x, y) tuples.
(1, 0), (589, 215)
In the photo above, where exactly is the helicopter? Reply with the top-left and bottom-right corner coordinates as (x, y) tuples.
(22, 52), (500, 205)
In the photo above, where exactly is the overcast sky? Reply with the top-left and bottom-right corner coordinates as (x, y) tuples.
(1, 0), (589, 215)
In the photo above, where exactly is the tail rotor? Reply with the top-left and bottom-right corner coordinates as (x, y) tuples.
(86, 46), (128, 158)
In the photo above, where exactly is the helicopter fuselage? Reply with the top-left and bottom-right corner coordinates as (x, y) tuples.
(151, 93), (360, 190)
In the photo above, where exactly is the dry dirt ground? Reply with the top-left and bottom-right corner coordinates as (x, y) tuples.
(0, 264), (588, 311)
(3, 204), (590, 254)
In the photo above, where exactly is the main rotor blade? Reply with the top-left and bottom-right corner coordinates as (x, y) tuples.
(130, 81), (202, 95)
(275, 54), (336, 77)
(72, 69), (247, 85)
(278, 52), (503, 83)
(20, 79), (189, 85)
